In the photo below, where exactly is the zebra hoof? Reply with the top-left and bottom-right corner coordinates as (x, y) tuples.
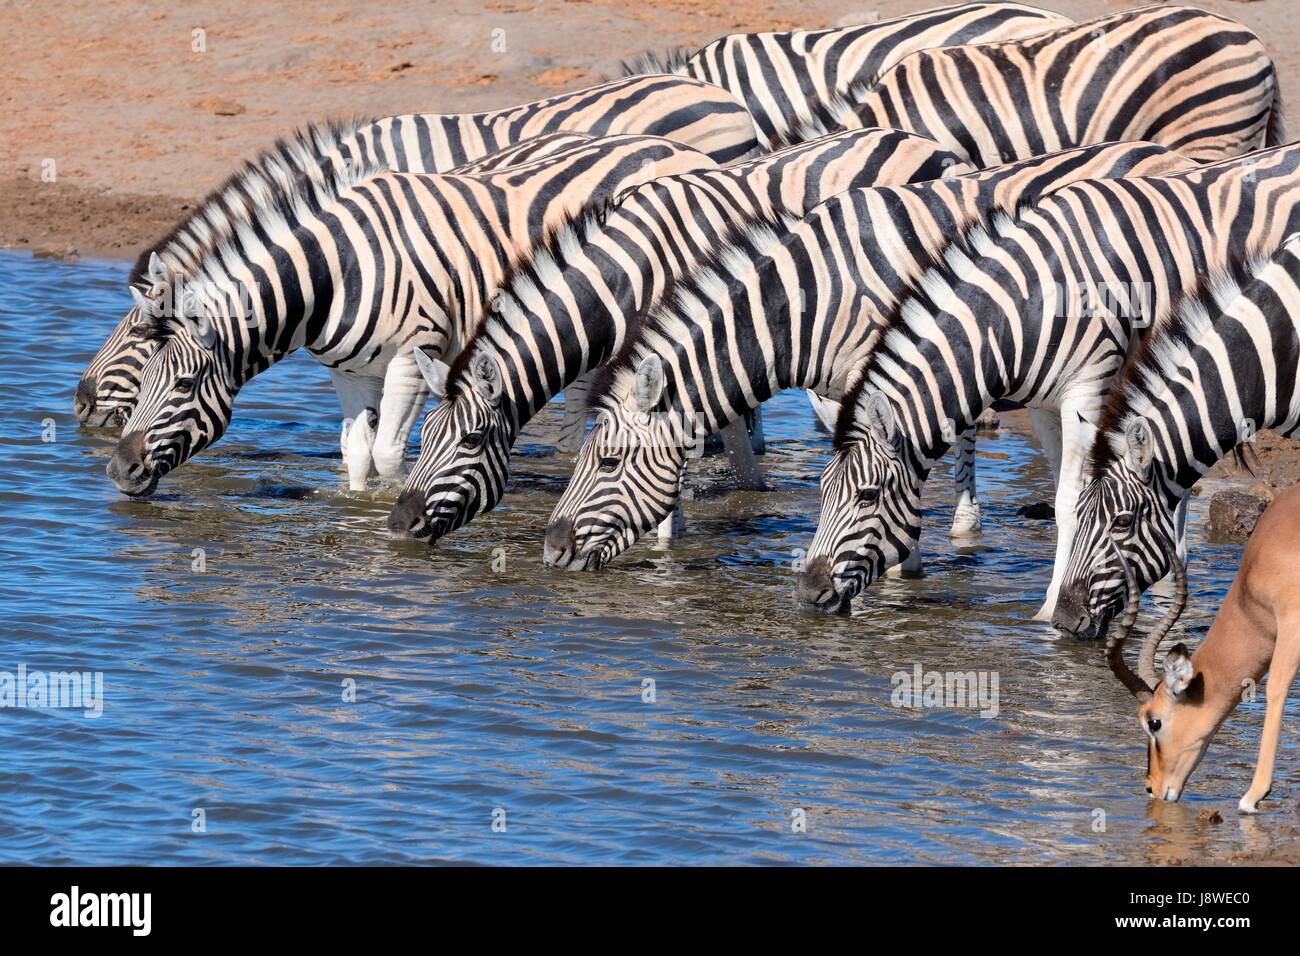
(345, 409), (378, 491)
(950, 501), (982, 538)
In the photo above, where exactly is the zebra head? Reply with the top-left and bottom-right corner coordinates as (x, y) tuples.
(75, 253), (172, 427)
(1053, 419), (1179, 641)
(544, 355), (685, 570)
(105, 312), (233, 498)
(797, 389), (922, 613)
(388, 350), (512, 542)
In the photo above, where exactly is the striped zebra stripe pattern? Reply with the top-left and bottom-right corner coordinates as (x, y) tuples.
(388, 128), (966, 542)
(798, 143), (1300, 617)
(75, 73), (762, 428)
(1054, 235), (1300, 642)
(620, 1), (1072, 145)
(809, 5), (1285, 166)
(541, 142), (1193, 572)
(103, 134), (715, 497)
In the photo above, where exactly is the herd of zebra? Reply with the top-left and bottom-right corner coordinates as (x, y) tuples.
(74, 3), (1300, 807)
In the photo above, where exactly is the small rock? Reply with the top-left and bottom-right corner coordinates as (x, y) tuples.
(1247, 480), (1276, 503)
(390, 61), (414, 72)
(1207, 490), (1268, 543)
(1198, 809), (1223, 824)
(194, 97), (246, 116)
(1017, 502), (1055, 521)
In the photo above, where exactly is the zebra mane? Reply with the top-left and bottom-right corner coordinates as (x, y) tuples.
(130, 116), (378, 290)
(586, 207), (800, 413)
(830, 209), (1018, 448)
(140, 118), (388, 342)
(765, 78), (876, 149)
(1088, 246), (1283, 475)
(614, 46), (698, 79)
(443, 199), (619, 395)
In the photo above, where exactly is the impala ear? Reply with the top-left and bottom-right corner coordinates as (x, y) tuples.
(1124, 418), (1154, 480)
(632, 354), (665, 413)
(1162, 643), (1195, 698)
(413, 348), (450, 402)
(862, 390), (897, 449)
(147, 251), (166, 281)
(471, 352), (504, 404)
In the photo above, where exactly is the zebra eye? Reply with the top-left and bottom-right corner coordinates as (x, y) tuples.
(1147, 718), (1162, 735)
(460, 430), (485, 450)
(598, 455), (620, 473)
(1112, 512), (1134, 531)
(858, 485), (880, 505)
(174, 377), (195, 394)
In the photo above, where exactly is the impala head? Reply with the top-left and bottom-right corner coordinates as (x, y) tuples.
(75, 253), (171, 427)
(105, 310), (235, 497)
(1053, 419), (1178, 641)
(1099, 533), (1198, 801)
(388, 350), (512, 542)
(544, 354), (687, 570)
(797, 388), (922, 613)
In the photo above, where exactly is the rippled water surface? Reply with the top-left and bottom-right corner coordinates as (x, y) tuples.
(1, 250), (1295, 865)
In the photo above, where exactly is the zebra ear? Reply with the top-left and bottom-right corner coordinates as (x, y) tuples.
(413, 348), (449, 402)
(147, 251), (166, 281)
(1124, 418), (1154, 480)
(188, 315), (218, 350)
(632, 354), (665, 413)
(862, 390), (898, 450)
(130, 286), (154, 316)
(471, 353), (504, 404)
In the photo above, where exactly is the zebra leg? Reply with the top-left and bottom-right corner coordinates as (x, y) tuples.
(747, 407), (766, 456)
(1033, 400), (1095, 622)
(371, 352), (432, 478)
(654, 469), (687, 547)
(346, 409), (378, 491)
(330, 368), (383, 484)
(950, 426), (981, 538)
(1026, 406), (1064, 490)
(720, 417), (766, 491)
(557, 371), (593, 453)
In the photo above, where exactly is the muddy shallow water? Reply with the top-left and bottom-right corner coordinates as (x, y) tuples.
(0, 250), (1294, 865)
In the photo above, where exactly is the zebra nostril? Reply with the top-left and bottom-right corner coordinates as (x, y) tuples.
(543, 519), (576, 567)
(795, 556), (836, 606)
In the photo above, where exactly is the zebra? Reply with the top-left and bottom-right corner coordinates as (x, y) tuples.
(620, 1), (1072, 145)
(1052, 234), (1300, 642)
(74, 130), (593, 431)
(799, 5), (1286, 166)
(540, 142), (1194, 572)
(74, 72), (764, 429)
(795, 142), (1300, 618)
(384, 127), (969, 542)
(102, 134), (718, 498)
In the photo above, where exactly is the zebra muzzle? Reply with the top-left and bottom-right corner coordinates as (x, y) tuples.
(387, 489), (431, 540)
(543, 518), (579, 569)
(106, 432), (158, 497)
(795, 556), (849, 613)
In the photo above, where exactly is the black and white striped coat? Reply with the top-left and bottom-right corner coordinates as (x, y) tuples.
(825, 5), (1285, 165)
(540, 142), (1194, 572)
(75, 73), (763, 429)
(385, 128), (967, 543)
(102, 134), (716, 497)
(1055, 236), (1300, 641)
(621, 1), (1071, 145)
(800, 143), (1300, 618)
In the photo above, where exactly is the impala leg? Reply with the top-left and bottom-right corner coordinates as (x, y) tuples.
(1240, 631), (1299, 813)
(950, 426), (981, 538)
(557, 372), (593, 453)
(371, 352), (432, 478)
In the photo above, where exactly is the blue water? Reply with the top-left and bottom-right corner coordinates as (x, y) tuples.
(0, 250), (1293, 864)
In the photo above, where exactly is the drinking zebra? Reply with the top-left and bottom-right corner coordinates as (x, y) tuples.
(103, 134), (716, 497)
(74, 73), (763, 430)
(540, 142), (1194, 572)
(801, 5), (1286, 165)
(385, 128), (969, 543)
(796, 144), (1300, 618)
(1053, 235), (1300, 644)
(620, 1), (1072, 145)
